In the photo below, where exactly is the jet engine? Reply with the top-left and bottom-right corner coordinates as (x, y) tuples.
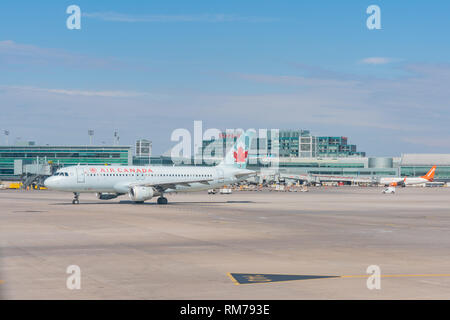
(96, 193), (120, 200)
(388, 180), (405, 187)
(129, 186), (154, 202)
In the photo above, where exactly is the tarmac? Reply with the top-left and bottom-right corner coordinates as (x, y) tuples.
(1, 186), (450, 299)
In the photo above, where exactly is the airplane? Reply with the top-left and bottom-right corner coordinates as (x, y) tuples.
(44, 130), (256, 204)
(379, 165), (437, 187)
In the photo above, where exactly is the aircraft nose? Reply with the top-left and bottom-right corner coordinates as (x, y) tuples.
(44, 177), (54, 189)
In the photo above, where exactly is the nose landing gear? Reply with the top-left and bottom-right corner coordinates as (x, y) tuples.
(72, 192), (80, 204)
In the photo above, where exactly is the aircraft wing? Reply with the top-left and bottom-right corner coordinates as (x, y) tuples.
(280, 173), (310, 180)
(234, 172), (256, 179)
(130, 178), (214, 192)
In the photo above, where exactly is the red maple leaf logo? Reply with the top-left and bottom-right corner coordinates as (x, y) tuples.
(90, 168), (97, 173)
(233, 147), (248, 163)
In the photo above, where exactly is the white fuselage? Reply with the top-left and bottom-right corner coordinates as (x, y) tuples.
(44, 165), (253, 194)
(379, 177), (429, 186)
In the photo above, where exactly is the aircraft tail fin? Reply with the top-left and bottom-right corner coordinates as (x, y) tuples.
(218, 129), (255, 169)
(421, 165), (437, 181)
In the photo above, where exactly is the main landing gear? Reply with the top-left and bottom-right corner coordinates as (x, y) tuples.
(157, 196), (168, 205)
(72, 192), (80, 204)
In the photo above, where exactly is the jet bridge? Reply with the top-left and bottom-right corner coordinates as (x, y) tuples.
(14, 159), (60, 189)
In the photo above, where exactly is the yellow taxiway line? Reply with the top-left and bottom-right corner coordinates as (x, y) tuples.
(341, 274), (450, 279)
(228, 273), (450, 285)
(227, 273), (241, 286)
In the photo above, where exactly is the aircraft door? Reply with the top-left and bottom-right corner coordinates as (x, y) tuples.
(136, 171), (145, 181)
(217, 168), (224, 184)
(76, 167), (85, 183)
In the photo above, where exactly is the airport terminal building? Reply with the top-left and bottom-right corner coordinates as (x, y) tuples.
(1, 131), (449, 185)
(251, 154), (450, 182)
(399, 154), (450, 180)
(200, 129), (365, 159)
(0, 144), (132, 181)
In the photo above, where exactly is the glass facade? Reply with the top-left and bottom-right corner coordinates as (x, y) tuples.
(133, 156), (175, 166)
(134, 139), (153, 166)
(135, 139), (152, 157)
(401, 166), (450, 179)
(201, 130), (365, 159)
(0, 145), (131, 179)
(317, 136), (365, 157)
(201, 129), (318, 159)
(277, 130), (316, 158)
(248, 158), (398, 178)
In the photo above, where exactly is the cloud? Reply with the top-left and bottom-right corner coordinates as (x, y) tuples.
(83, 12), (277, 23)
(2, 86), (148, 98)
(0, 40), (122, 69)
(1, 62), (449, 155)
(232, 73), (359, 88)
(401, 137), (450, 148)
(192, 63), (450, 155)
(359, 57), (394, 65)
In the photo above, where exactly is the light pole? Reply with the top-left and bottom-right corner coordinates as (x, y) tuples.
(88, 130), (94, 145)
(3, 130), (9, 145)
(114, 129), (120, 145)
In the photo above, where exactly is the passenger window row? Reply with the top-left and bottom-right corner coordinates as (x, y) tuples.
(86, 173), (213, 177)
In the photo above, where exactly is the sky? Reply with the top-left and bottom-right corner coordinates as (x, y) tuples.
(0, 0), (449, 156)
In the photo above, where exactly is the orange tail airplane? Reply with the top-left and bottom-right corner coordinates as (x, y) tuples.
(380, 165), (437, 187)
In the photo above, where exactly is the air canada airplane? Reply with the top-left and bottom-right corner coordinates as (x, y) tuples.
(379, 165), (437, 187)
(44, 130), (256, 204)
